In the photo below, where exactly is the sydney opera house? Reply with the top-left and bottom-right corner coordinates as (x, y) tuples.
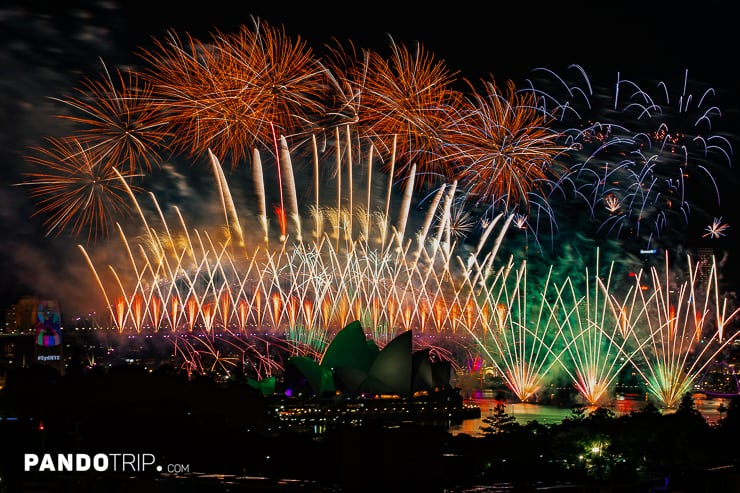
(260, 320), (479, 430)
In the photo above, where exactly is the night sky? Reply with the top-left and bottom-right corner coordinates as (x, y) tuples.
(2, 0), (739, 320)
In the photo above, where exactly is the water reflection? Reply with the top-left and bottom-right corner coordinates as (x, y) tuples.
(450, 392), (731, 437)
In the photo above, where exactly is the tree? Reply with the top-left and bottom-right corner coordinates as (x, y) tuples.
(587, 406), (615, 422)
(717, 402), (728, 420)
(718, 395), (740, 430)
(676, 392), (702, 418)
(480, 402), (518, 435)
(633, 401), (661, 417)
(567, 404), (587, 422)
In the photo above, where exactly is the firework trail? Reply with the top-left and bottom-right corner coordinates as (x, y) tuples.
(611, 252), (740, 408)
(357, 37), (463, 188)
(395, 163), (416, 251)
(209, 149), (244, 246)
(51, 60), (170, 177)
(550, 254), (638, 406)
(278, 135), (302, 242)
(447, 77), (572, 216)
(527, 65), (733, 248)
(136, 18), (326, 165)
(252, 147), (269, 242)
(20, 137), (142, 241)
(465, 258), (564, 403)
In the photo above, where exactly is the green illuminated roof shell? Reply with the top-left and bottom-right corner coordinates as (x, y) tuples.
(286, 356), (335, 396)
(365, 330), (412, 396)
(320, 320), (374, 372)
(283, 321), (451, 399)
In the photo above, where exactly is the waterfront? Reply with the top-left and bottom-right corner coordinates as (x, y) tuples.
(450, 394), (732, 437)
(3, 364), (738, 493)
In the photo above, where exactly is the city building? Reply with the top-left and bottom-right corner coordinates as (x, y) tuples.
(696, 247), (715, 287)
(0, 297), (64, 375)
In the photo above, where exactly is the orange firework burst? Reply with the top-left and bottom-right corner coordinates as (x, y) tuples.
(20, 137), (141, 241)
(136, 29), (220, 160)
(318, 39), (367, 133)
(449, 78), (572, 211)
(359, 37), (463, 188)
(703, 217), (729, 238)
(293, 37), (382, 172)
(138, 18), (327, 167)
(52, 61), (171, 176)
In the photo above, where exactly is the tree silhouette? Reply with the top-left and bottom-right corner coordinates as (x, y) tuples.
(480, 402), (518, 435)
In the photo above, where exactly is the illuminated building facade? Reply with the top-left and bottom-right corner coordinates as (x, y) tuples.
(696, 247), (714, 287)
(0, 297), (64, 375)
(32, 300), (64, 375)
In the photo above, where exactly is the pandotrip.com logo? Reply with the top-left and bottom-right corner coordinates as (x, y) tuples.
(24, 453), (190, 474)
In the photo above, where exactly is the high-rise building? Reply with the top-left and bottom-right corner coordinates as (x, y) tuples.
(3, 304), (18, 333)
(32, 300), (64, 375)
(6, 296), (44, 333)
(0, 297), (64, 375)
(696, 248), (714, 287)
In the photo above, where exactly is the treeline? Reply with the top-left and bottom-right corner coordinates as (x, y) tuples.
(1, 363), (739, 491)
(444, 396), (740, 491)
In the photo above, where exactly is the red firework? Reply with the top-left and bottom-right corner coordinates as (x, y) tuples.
(316, 38), (366, 133)
(448, 77), (572, 211)
(356, 37), (464, 188)
(137, 18), (327, 167)
(21, 137), (141, 241)
(52, 61), (171, 176)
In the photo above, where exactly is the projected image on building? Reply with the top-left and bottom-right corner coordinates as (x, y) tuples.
(33, 300), (63, 373)
(34, 300), (61, 347)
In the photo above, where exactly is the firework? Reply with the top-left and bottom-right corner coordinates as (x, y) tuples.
(463, 250), (740, 407)
(357, 37), (464, 188)
(137, 18), (327, 166)
(465, 259), (564, 403)
(448, 77), (572, 214)
(531, 66), (733, 248)
(27, 24), (734, 252)
(703, 217), (729, 239)
(20, 137), (142, 240)
(612, 252), (740, 408)
(52, 60), (171, 176)
(21, 20), (740, 402)
(78, 135), (514, 361)
(550, 254), (637, 406)
(312, 38), (365, 138)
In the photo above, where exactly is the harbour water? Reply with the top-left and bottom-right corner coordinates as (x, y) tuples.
(449, 391), (731, 437)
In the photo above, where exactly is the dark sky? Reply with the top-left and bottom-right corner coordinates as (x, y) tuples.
(112, 2), (740, 88)
(2, 0), (740, 319)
